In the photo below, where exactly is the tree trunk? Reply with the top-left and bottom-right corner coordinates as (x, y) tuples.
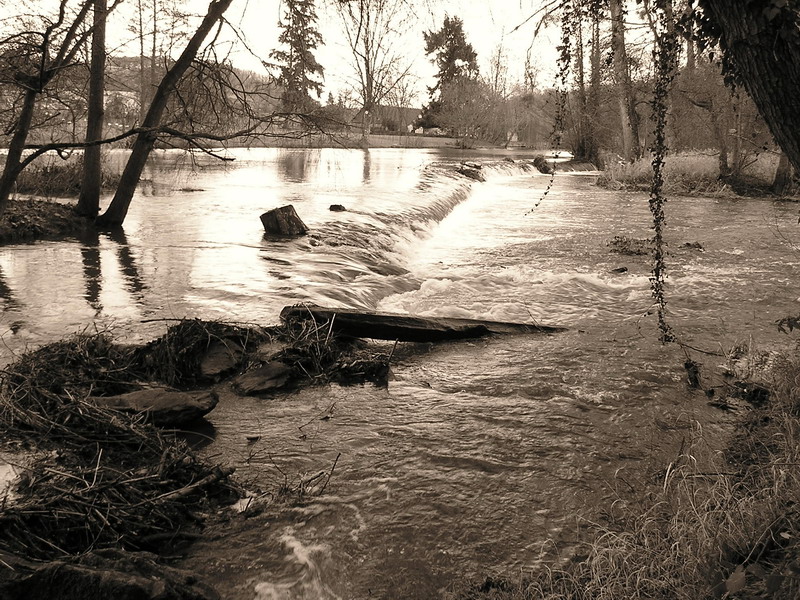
(574, 16), (589, 160)
(0, 88), (40, 213)
(609, 0), (640, 162)
(76, 0), (107, 218)
(700, 0), (800, 173)
(587, 12), (601, 167)
(96, 0), (235, 228)
(773, 152), (793, 196)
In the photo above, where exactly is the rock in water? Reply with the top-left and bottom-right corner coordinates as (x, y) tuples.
(456, 166), (486, 182)
(90, 388), (219, 426)
(260, 205), (308, 236)
(329, 204), (346, 212)
(200, 339), (244, 379)
(533, 156), (554, 174)
(233, 362), (292, 396)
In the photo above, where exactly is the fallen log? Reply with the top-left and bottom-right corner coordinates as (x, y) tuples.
(280, 305), (566, 342)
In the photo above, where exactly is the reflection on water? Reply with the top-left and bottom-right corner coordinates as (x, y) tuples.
(2, 148), (800, 598)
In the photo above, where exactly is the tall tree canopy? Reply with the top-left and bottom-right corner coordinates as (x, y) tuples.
(418, 15), (479, 130)
(270, 0), (324, 113)
(423, 15), (478, 92)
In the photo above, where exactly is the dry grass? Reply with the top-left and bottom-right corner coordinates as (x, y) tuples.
(450, 345), (800, 600)
(596, 152), (784, 198)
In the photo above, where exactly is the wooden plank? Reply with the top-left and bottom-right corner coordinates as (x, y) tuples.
(280, 305), (566, 342)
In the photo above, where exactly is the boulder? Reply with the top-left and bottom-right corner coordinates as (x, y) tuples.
(329, 204), (347, 212)
(260, 205), (308, 236)
(199, 339), (244, 379)
(532, 156), (554, 174)
(456, 166), (486, 182)
(0, 549), (219, 600)
(233, 362), (292, 396)
(90, 387), (218, 426)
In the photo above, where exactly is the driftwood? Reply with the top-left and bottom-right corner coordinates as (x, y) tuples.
(280, 305), (566, 342)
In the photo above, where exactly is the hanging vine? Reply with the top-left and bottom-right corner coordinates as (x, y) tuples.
(525, 0), (574, 216)
(648, 0), (680, 343)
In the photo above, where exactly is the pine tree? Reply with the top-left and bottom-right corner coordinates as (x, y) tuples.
(270, 0), (324, 113)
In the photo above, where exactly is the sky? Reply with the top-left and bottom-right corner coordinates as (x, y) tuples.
(221, 0), (560, 106)
(9, 0), (559, 108)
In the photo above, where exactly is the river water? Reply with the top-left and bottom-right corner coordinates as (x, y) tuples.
(1, 148), (799, 598)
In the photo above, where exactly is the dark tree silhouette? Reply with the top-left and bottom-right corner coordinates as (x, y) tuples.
(270, 0), (324, 113)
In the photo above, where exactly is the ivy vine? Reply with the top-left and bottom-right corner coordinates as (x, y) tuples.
(649, 1), (680, 343)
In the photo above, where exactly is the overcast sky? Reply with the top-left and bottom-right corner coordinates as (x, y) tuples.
(221, 0), (560, 105)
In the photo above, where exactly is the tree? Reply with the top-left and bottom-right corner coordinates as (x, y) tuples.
(333, 0), (415, 147)
(76, 0), (107, 217)
(96, 0), (235, 227)
(0, 0), (134, 216)
(695, 1), (800, 173)
(270, 0), (324, 114)
(418, 15), (479, 130)
(609, 0), (641, 162)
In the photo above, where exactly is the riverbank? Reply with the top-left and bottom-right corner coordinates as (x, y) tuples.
(451, 343), (800, 599)
(0, 316), (394, 597)
(595, 152), (797, 199)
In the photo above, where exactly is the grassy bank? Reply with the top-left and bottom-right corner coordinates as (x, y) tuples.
(451, 344), (800, 599)
(596, 152), (793, 198)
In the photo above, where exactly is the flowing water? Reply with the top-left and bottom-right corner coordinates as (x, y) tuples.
(1, 148), (799, 598)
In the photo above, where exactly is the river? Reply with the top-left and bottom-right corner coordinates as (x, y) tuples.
(1, 147), (798, 598)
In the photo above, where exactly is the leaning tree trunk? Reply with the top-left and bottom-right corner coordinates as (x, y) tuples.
(76, 0), (108, 218)
(96, 0), (235, 228)
(609, 0), (640, 162)
(0, 88), (40, 213)
(700, 0), (800, 173)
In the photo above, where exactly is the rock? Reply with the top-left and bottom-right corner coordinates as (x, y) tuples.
(199, 339), (244, 379)
(233, 362), (292, 396)
(463, 161), (482, 169)
(0, 549), (219, 600)
(254, 339), (291, 362)
(90, 387), (219, 426)
(610, 267), (628, 274)
(260, 205), (308, 236)
(680, 241), (704, 250)
(503, 157), (515, 163)
(329, 204), (346, 212)
(532, 156), (554, 174)
(456, 166), (486, 182)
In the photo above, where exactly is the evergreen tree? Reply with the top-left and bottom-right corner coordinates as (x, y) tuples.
(270, 0), (324, 113)
(417, 16), (479, 129)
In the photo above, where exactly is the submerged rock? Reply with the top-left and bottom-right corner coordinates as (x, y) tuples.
(329, 204), (347, 212)
(90, 387), (218, 426)
(260, 205), (308, 236)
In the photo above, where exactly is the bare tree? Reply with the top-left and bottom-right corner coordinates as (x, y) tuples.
(332, 0), (414, 147)
(96, 0), (235, 227)
(609, 0), (640, 162)
(0, 0), (122, 216)
(76, 0), (107, 217)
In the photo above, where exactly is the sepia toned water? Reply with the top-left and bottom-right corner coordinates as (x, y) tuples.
(1, 148), (799, 598)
